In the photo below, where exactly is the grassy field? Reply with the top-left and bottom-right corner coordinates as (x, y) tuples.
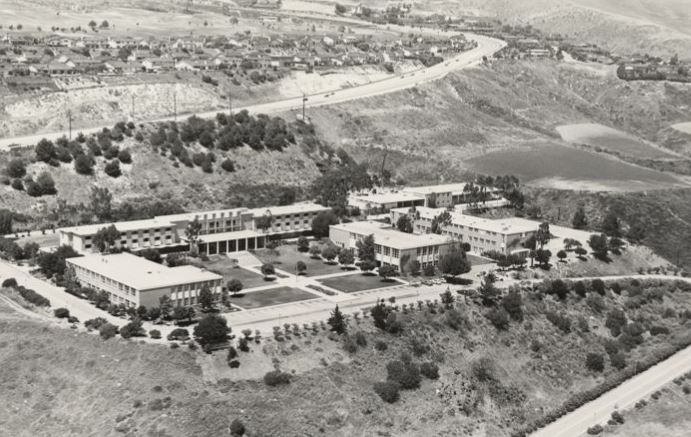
(195, 256), (268, 289)
(465, 141), (686, 192)
(318, 273), (400, 293)
(254, 244), (347, 277)
(556, 123), (677, 159)
(584, 378), (691, 437)
(229, 286), (319, 309)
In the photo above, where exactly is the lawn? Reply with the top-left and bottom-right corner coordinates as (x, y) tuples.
(195, 255), (266, 289)
(230, 287), (319, 309)
(253, 244), (346, 277)
(318, 274), (400, 293)
(466, 253), (494, 266)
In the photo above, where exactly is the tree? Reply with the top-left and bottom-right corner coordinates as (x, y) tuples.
(90, 186), (113, 220)
(139, 248), (162, 263)
(74, 154), (95, 175)
(572, 205), (588, 229)
(321, 245), (338, 263)
(338, 248), (355, 267)
(255, 211), (274, 232)
(185, 217), (202, 255)
(37, 245), (80, 278)
(36, 138), (56, 163)
(439, 245), (471, 277)
(159, 295), (173, 319)
(356, 234), (376, 263)
(193, 314), (230, 346)
(92, 225), (120, 253)
(334, 3), (347, 14)
(296, 260), (307, 275)
(379, 264), (396, 281)
(221, 159), (235, 172)
(601, 211), (621, 237)
(536, 222), (550, 249)
(0, 209), (13, 234)
(6, 159), (26, 178)
(396, 214), (413, 233)
(120, 318), (144, 339)
(261, 263), (275, 277)
(501, 288), (524, 321)
(564, 238), (582, 251)
(430, 210), (452, 234)
(227, 278), (243, 295)
(440, 288), (455, 308)
(588, 234), (609, 261)
(370, 300), (391, 330)
(104, 160), (122, 178)
(230, 419), (246, 437)
(297, 236), (310, 252)
(479, 273), (499, 306)
(327, 305), (347, 334)
(359, 259), (376, 274)
(535, 249), (551, 268)
(198, 285), (215, 311)
(386, 359), (421, 390)
(585, 353), (605, 372)
(575, 246), (588, 259)
(311, 210), (339, 238)
(35, 172), (57, 195)
(486, 307), (510, 330)
(373, 381), (400, 403)
(557, 250), (567, 262)
(308, 244), (321, 259)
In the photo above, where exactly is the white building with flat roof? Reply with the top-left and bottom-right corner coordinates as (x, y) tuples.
(67, 252), (223, 309)
(391, 206), (537, 256)
(58, 202), (330, 255)
(329, 220), (455, 271)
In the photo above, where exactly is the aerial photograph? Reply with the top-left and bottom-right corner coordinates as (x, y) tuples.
(0, 0), (690, 436)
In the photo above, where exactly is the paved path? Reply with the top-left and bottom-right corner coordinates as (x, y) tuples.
(0, 33), (505, 150)
(530, 345), (691, 437)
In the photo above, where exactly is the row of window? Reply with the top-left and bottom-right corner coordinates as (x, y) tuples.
(171, 280), (222, 293)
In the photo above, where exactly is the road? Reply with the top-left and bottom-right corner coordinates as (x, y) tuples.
(530, 345), (691, 437)
(0, 33), (506, 150)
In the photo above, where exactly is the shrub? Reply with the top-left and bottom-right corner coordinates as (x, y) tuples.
(6, 159), (26, 178)
(221, 158), (236, 172)
(386, 360), (421, 389)
(99, 323), (118, 340)
(354, 331), (367, 347)
(420, 362), (440, 379)
(486, 307), (510, 330)
(120, 319), (144, 339)
(610, 352), (627, 369)
(85, 317), (108, 330)
(167, 328), (190, 341)
(649, 325), (670, 336)
(227, 346), (238, 360)
(585, 353), (605, 372)
(2, 277), (18, 288)
(228, 359), (240, 368)
(591, 279), (606, 295)
(16, 287), (50, 306)
(373, 381), (400, 403)
(149, 329), (161, 339)
(545, 311), (571, 334)
(586, 294), (606, 313)
(104, 160), (122, 178)
(118, 149), (132, 164)
(587, 425), (603, 435)
(230, 418), (246, 436)
(445, 308), (468, 331)
(574, 281), (587, 298)
(264, 370), (291, 386)
(342, 335), (358, 353)
(375, 340), (388, 351)
(54, 307), (70, 318)
(471, 357), (496, 382)
(74, 154), (95, 175)
(11, 179), (23, 191)
(611, 411), (625, 424)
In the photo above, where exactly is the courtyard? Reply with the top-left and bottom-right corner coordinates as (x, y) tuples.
(317, 273), (401, 293)
(253, 243), (347, 277)
(229, 287), (320, 310)
(194, 255), (268, 289)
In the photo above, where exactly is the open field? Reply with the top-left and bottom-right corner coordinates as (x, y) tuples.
(193, 256), (268, 289)
(587, 378), (691, 437)
(465, 142), (686, 192)
(229, 286), (319, 309)
(254, 244), (347, 277)
(671, 122), (691, 134)
(318, 273), (399, 293)
(556, 123), (677, 160)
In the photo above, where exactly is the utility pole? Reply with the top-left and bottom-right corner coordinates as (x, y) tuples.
(173, 88), (177, 122)
(67, 110), (72, 140)
(302, 93), (307, 122)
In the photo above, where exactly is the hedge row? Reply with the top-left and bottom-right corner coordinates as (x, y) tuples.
(511, 332), (691, 437)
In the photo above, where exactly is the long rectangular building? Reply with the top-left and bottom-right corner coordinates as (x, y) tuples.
(390, 206), (537, 256)
(58, 202), (330, 255)
(329, 220), (455, 272)
(67, 252), (223, 309)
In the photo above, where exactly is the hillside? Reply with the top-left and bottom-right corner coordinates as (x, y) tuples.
(2, 277), (691, 436)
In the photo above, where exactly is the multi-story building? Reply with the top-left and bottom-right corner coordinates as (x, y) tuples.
(67, 252), (223, 308)
(58, 202), (330, 255)
(329, 221), (455, 272)
(349, 182), (503, 215)
(390, 206), (537, 256)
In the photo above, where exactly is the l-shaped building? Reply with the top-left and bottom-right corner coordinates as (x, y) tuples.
(58, 202), (330, 256)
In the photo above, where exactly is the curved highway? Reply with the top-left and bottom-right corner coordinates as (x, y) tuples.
(0, 33), (506, 150)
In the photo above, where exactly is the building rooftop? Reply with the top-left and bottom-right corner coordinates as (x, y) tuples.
(331, 221), (451, 250)
(246, 202), (330, 217)
(67, 252), (222, 291)
(395, 206), (538, 235)
(59, 217), (174, 236)
(350, 190), (424, 205)
(403, 182), (470, 195)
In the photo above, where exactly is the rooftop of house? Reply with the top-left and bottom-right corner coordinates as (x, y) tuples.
(331, 220), (451, 250)
(67, 252), (222, 290)
(350, 190), (424, 205)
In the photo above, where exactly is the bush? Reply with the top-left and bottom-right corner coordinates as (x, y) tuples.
(227, 346), (238, 360)
(85, 317), (108, 330)
(16, 287), (50, 307)
(585, 353), (605, 372)
(546, 311), (571, 333)
(650, 325), (670, 336)
(99, 323), (119, 340)
(2, 277), (18, 288)
(611, 410), (625, 424)
(6, 159), (26, 178)
(167, 328), (190, 341)
(11, 178), (23, 191)
(120, 319), (144, 339)
(54, 307), (70, 318)
(104, 160), (122, 178)
(591, 279), (606, 295)
(264, 370), (291, 386)
(386, 360), (421, 390)
(221, 158), (236, 172)
(228, 359), (240, 368)
(420, 362), (440, 379)
(230, 418), (246, 436)
(486, 307), (510, 330)
(118, 149), (132, 164)
(610, 352), (627, 369)
(373, 381), (400, 403)
(354, 331), (367, 347)
(74, 154), (95, 175)
(149, 329), (161, 339)
(587, 424), (603, 435)
(343, 335), (358, 353)
(375, 340), (388, 351)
